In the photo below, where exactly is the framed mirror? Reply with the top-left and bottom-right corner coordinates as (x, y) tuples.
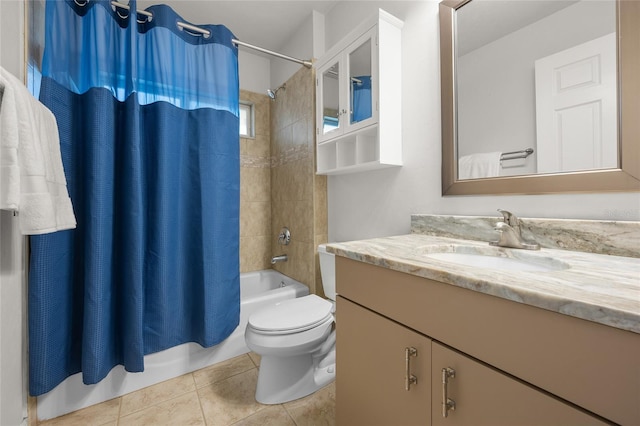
(440, 0), (640, 195)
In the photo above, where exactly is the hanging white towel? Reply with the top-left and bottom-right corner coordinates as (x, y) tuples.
(0, 67), (76, 235)
(458, 152), (502, 179)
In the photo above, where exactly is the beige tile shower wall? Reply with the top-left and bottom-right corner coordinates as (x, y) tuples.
(270, 67), (327, 295)
(240, 90), (272, 273)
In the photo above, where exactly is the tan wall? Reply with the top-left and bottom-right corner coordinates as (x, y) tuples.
(239, 90), (272, 272)
(240, 71), (328, 296)
(269, 68), (328, 295)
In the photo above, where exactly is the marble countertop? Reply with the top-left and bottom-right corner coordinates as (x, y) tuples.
(327, 234), (640, 334)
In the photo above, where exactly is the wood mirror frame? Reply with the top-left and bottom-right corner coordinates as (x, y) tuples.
(440, 0), (640, 196)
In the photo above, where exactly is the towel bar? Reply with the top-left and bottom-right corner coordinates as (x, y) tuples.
(500, 148), (534, 161)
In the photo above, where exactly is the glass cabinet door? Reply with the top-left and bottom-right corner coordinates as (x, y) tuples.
(316, 29), (377, 144)
(321, 61), (341, 137)
(348, 37), (373, 126)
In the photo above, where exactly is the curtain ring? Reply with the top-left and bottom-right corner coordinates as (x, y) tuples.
(73, 0), (89, 7)
(178, 26), (202, 38)
(137, 9), (153, 24)
(116, 9), (129, 19)
(176, 21), (211, 39)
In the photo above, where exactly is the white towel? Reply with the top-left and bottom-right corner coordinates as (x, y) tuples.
(458, 152), (502, 179)
(0, 67), (76, 235)
(0, 72), (21, 210)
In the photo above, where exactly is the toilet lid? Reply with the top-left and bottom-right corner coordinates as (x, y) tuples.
(248, 295), (333, 333)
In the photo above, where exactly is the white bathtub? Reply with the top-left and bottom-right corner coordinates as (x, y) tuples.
(37, 270), (309, 420)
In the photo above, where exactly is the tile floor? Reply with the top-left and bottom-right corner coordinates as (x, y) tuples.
(37, 352), (335, 426)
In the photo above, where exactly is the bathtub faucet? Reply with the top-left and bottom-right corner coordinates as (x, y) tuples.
(271, 254), (288, 264)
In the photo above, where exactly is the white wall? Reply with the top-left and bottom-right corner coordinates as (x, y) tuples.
(325, 1), (640, 243)
(0, 1), (28, 424)
(270, 10), (324, 89)
(239, 10), (320, 99)
(239, 50), (271, 94)
(241, 7), (324, 114)
(271, 13), (312, 89)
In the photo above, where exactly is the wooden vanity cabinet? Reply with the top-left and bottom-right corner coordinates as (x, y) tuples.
(336, 256), (640, 425)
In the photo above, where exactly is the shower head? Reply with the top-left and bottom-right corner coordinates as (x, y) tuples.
(267, 83), (286, 100)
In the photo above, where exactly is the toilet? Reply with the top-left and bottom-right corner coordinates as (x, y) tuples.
(244, 244), (336, 404)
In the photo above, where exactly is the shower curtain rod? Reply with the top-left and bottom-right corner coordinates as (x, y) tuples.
(109, 1), (313, 68)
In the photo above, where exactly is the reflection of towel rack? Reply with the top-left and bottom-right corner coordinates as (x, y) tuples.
(326, 69), (363, 84)
(501, 148), (534, 161)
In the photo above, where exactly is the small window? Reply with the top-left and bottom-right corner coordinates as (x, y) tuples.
(239, 102), (254, 138)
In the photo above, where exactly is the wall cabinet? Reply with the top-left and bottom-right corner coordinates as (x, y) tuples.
(315, 9), (403, 175)
(336, 257), (640, 425)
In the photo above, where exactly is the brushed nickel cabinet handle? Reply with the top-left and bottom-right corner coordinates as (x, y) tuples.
(404, 347), (418, 391)
(442, 367), (456, 418)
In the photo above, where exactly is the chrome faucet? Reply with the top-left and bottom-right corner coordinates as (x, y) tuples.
(490, 209), (540, 250)
(271, 254), (288, 264)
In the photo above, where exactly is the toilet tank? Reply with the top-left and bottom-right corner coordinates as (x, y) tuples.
(317, 244), (336, 301)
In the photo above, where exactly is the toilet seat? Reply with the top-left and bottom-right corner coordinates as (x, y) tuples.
(248, 295), (333, 335)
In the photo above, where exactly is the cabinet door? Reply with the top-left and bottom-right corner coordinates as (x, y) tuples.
(431, 342), (607, 426)
(336, 297), (431, 426)
(345, 28), (377, 134)
(317, 58), (343, 142)
(317, 29), (377, 144)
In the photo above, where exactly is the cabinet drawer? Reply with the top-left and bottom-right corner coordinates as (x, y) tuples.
(431, 342), (607, 426)
(337, 257), (640, 425)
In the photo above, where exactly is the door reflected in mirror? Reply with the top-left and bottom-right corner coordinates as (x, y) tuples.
(454, 0), (617, 180)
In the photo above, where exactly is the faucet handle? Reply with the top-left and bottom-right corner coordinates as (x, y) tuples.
(277, 227), (291, 245)
(494, 221), (509, 231)
(497, 209), (519, 227)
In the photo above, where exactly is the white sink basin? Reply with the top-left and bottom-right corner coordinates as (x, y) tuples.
(425, 246), (569, 272)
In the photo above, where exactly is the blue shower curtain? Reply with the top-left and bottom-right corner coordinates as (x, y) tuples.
(29, 0), (240, 396)
(352, 75), (372, 123)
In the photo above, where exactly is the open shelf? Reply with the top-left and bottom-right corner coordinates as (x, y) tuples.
(317, 125), (400, 175)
